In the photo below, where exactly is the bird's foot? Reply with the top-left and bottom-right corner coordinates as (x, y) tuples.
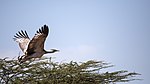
(18, 55), (25, 63)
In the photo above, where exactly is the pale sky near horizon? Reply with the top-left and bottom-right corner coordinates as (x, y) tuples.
(0, 0), (150, 84)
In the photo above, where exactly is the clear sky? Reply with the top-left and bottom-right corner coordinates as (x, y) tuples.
(0, 0), (149, 84)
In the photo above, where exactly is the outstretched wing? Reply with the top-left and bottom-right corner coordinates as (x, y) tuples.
(26, 25), (49, 55)
(13, 30), (30, 53)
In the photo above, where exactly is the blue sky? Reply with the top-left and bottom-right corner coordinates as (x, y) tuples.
(0, 0), (150, 84)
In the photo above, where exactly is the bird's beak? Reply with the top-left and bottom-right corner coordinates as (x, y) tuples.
(55, 49), (60, 52)
(51, 49), (59, 52)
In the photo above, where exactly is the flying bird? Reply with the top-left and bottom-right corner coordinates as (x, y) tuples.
(13, 25), (59, 63)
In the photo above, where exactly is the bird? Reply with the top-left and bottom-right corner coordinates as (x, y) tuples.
(13, 25), (59, 63)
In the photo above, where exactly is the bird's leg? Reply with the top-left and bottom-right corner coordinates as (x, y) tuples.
(17, 51), (21, 61)
(18, 55), (26, 63)
(20, 55), (35, 63)
(19, 56), (30, 63)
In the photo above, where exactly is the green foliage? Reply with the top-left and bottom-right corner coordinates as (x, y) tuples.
(0, 57), (140, 84)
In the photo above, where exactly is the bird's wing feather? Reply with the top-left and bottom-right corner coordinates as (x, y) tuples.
(26, 25), (49, 55)
(13, 30), (30, 53)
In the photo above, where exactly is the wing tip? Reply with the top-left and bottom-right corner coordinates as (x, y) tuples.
(14, 30), (29, 39)
(37, 24), (49, 36)
(43, 24), (49, 35)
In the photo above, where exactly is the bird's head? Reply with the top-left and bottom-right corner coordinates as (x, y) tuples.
(45, 49), (59, 54)
(50, 49), (59, 53)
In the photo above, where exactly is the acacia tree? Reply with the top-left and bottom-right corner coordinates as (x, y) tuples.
(0, 57), (140, 84)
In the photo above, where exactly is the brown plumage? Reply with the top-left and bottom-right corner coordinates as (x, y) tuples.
(14, 25), (59, 63)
